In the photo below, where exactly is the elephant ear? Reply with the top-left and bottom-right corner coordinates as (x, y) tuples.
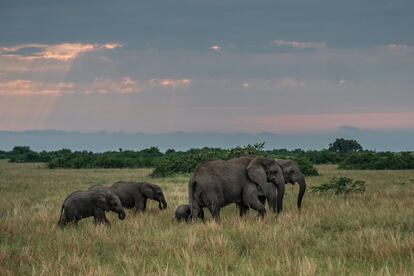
(140, 183), (155, 199)
(247, 157), (267, 190)
(91, 191), (110, 211)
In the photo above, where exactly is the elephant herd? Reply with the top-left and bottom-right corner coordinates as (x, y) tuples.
(58, 156), (306, 227)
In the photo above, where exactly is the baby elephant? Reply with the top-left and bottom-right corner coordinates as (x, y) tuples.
(173, 204), (191, 223)
(58, 189), (126, 227)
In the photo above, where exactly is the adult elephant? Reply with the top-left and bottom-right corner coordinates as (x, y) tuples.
(110, 181), (168, 212)
(188, 156), (285, 222)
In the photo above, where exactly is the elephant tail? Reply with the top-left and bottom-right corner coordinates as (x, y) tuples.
(57, 205), (65, 226)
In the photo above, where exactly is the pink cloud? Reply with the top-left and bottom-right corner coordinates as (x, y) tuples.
(0, 79), (75, 96)
(83, 77), (141, 94)
(0, 77), (140, 96)
(149, 78), (192, 89)
(210, 45), (222, 51)
(0, 42), (122, 61)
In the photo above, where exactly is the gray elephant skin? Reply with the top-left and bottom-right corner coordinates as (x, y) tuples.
(58, 189), (126, 227)
(188, 156), (285, 222)
(277, 159), (306, 209)
(256, 159), (306, 209)
(107, 181), (168, 212)
(173, 204), (191, 223)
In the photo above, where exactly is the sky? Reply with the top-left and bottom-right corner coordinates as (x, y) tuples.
(1, 0), (414, 135)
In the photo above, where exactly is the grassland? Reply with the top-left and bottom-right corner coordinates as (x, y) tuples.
(1, 160), (414, 275)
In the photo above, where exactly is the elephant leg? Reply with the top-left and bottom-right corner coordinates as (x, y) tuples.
(202, 188), (222, 222)
(94, 209), (111, 226)
(238, 204), (249, 217)
(205, 199), (221, 222)
(134, 194), (147, 213)
(208, 205), (221, 223)
(190, 198), (204, 222)
(198, 208), (205, 222)
(258, 195), (266, 207)
(243, 185), (266, 218)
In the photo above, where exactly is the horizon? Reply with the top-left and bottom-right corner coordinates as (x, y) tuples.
(0, 128), (413, 152)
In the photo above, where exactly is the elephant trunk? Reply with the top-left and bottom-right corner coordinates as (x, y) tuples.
(118, 209), (126, 220)
(297, 178), (306, 209)
(276, 182), (285, 213)
(158, 198), (168, 210)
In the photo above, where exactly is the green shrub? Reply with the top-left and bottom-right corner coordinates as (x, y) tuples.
(310, 177), (366, 194)
(292, 157), (319, 176)
(339, 152), (414, 170)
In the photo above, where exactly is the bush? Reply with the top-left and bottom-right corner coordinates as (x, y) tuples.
(292, 157), (319, 176)
(150, 144), (267, 177)
(339, 152), (414, 170)
(310, 177), (366, 194)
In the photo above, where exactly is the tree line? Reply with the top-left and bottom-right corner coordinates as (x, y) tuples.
(1, 139), (413, 176)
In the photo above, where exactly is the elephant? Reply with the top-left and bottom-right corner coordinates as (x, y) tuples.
(277, 159), (307, 209)
(241, 159), (307, 214)
(88, 184), (111, 193)
(173, 204), (191, 223)
(110, 181), (168, 212)
(188, 156), (285, 222)
(58, 189), (126, 227)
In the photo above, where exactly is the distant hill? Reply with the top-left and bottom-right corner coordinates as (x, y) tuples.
(0, 128), (413, 152)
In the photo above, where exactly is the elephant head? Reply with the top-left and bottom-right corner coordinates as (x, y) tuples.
(92, 191), (126, 220)
(247, 157), (285, 213)
(141, 183), (168, 210)
(106, 192), (126, 220)
(277, 159), (306, 209)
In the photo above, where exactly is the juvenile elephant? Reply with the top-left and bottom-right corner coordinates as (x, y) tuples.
(110, 181), (168, 212)
(58, 189), (126, 227)
(277, 159), (307, 209)
(188, 156), (285, 222)
(173, 204), (191, 223)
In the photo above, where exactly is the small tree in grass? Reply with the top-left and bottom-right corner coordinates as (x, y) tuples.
(310, 177), (366, 195)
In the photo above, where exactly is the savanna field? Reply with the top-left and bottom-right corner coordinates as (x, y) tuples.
(1, 160), (414, 275)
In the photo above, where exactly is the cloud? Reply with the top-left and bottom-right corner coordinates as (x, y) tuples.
(149, 78), (192, 89)
(210, 45), (222, 51)
(272, 40), (327, 49)
(0, 77), (140, 96)
(388, 44), (409, 49)
(82, 77), (141, 94)
(0, 77), (195, 96)
(241, 78), (335, 90)
(0, 79), (75, 96)
(0, 43), (122, 61)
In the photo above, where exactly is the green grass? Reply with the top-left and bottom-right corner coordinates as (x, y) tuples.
(1, 160), (414, 275)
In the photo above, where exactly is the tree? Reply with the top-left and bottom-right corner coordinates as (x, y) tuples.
(328, 138), (363, 153)
(11, 146), (32, 154)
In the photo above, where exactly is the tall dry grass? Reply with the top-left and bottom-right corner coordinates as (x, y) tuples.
(1, 161), (414, 275)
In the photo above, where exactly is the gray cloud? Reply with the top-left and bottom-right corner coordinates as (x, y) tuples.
(1, 0), (414, 139)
